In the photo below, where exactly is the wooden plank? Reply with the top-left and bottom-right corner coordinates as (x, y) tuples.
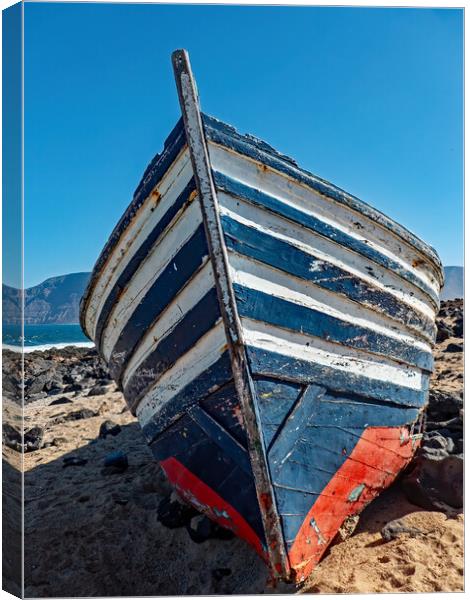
(94, 177), (196, 347)
(228, 252), (432, 349)
(141, 350), (233, 441)
(244, 319), (424, 392)
(234, 284), (433, 371)
(172, 49), (290, 579)
(188, 405), (252, 476)
(101, 199), (206, 358)
(208, 142), (441, 293)
(214, 171), (439, 307)
(136, 321), (228, 424)
(268, 385), (325, 473)
(222, 215), (436, 341)
(253, 378), (303, 449)
(246, 345), (428, 408)
(106, 225), (209, 381)
(150, 413), (266, 546)
(124, 287), (221, 405)
(200, 383), (248, 447)
(122, 261), (215, 389)
(265, 385), (422, 555)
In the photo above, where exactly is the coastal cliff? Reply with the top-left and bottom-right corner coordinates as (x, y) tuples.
(3, 272), (90, 325)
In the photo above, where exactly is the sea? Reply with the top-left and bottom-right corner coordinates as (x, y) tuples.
(3, 323), (94, 352)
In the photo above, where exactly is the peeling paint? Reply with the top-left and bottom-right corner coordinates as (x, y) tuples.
(348, 483), (366, 502)
(309, 518), (326, 545)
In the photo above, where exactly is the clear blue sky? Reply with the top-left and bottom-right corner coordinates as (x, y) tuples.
(21, 3), (462, 288)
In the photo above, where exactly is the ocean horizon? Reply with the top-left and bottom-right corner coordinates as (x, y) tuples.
(3, 323), (93, 350)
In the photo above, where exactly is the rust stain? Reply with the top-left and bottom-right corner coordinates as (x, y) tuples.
(149, 189), (162, 212)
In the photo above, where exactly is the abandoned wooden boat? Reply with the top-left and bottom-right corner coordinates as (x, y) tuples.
(80, 50), (443, 583)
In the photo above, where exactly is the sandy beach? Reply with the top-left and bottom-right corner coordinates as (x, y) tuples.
(2, 300), (463, 596)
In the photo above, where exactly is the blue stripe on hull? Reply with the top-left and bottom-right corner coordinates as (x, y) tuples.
(107, 224), (209, 382)
(124, 287), (221, 405)
(247, 346), (428, 408)
(233, 284), (433, 371)
(215, 172), (439, 308)
(221, 215), (436, 342)
(140, 351), (233, 441)
(95, 178), (196, 347)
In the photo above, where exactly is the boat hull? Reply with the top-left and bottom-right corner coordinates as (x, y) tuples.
(80, 56), (442, 582)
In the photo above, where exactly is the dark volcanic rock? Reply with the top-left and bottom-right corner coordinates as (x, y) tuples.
(63, 383), (83, 393)
(435, 321), (452, 342)
(66, 408), (97, 421)
(381, 518), (424, 542)
(52, 437), (68, 447)
(3, 424), (22, 452)
(3, 346), (111, 406)
(88, 385), (109, 397)
(47, 387), (65, 397)
(53, 409), (98, 424)
(401, 451), (463, 511)
(445, 342), (463, 353)
(407, 299), (463, 515)
(49, 396), (73, 406)
(186, 515), (213, 543)
(99, 420), (122, 439)
(426, 389), (462, 424)
(186, 514), (235, 544)
(24, 426), (44, 452)
(426, 416), (463, 433)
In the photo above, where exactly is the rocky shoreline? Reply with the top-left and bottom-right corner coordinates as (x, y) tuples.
(401, 299), (463, 514)
(2, 299), (463, 595)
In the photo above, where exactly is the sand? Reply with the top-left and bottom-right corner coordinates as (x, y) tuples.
(11, 385), (460, 596)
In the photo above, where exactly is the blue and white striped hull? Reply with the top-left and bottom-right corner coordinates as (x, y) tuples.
(80, 51), (443, 584)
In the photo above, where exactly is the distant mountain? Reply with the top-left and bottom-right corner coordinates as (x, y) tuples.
(3, 272), (91, 325)
(441, 266), (463, 301)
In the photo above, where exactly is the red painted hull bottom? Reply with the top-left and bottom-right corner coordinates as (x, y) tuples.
(160, 425), (418, 584)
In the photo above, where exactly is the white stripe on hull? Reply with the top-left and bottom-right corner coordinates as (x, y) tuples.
(218, 194), (436, 320)
(228, 253), (431, 354)
(86, 148), (192, 339)
(241, 318), (424, 391)
(122, 261), (216, 389)
(137, 321), (227, 426)
(102, 199), (205, 361)
(208, 142), (441, 295)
